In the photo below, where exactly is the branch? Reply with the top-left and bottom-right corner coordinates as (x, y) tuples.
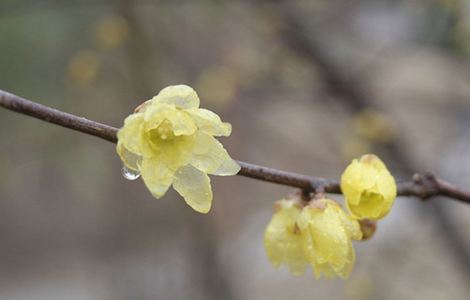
(1, 89), (470, 205)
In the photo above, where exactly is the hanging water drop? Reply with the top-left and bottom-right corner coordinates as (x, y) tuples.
(122, 166), (140, 180)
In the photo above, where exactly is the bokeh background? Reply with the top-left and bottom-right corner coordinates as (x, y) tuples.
(1, 0), (470, 299)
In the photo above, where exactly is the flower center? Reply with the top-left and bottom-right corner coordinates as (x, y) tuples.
(155, 119), (174, 140)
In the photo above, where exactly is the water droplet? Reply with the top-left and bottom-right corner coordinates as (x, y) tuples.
(122, 166), (140, 180)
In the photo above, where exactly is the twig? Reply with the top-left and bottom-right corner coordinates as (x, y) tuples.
(1, 89), (470, 204)
(267, 0), (470, 278)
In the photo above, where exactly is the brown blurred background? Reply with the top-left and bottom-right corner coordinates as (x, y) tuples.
(1, 0), (470, 299)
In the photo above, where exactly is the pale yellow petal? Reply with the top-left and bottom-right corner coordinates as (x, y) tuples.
(338, 210), (362, 241)
(153, 85), (200, 109)
(360, 153), (386, 169)
(117, 141), (142, 171)
(186, 108), (232, 136)
(348, 191), (385, 219)
(173, 164), (213, 213)
(300, 199), (357, 279)
(264, 201), (308, 275)
(377, 169), (397, 204)
(191, 133), (240, 176)
(140, 156), (174, 198)
(117, 113), (145, 155)
(340, 160), (363, 205)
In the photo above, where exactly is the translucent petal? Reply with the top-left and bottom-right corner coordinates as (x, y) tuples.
(117, 141), (142, 171)
(264, 200), (308, 275)
(300, 199), (356, 279)
(338, 209), (362, 241)
(117, 113), (145, 155)
(153, 85), (200, 109)
(190, 133), (240, 175)
(173, 164), (213, 213)
(186, 108), (232, 136)
(140, 156), (174, 198)
(377, 169), (397, 204)
(310, 209), (348, 265)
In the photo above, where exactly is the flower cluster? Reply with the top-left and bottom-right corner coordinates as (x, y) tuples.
(116, 89), (397, 279)
(116, 85), (240, 213)
(264, 197), (362, 278)
(264, 154), (397, 278)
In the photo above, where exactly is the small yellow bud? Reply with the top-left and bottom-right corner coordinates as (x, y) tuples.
(116, 85), (240, 213)
(341, 154), (397, 220)
(298, 198), (362, 279)
(264, 199), (309, 275)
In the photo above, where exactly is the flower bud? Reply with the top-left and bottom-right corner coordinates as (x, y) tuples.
(359, 219), (377, 241)
(298, 198), (362, 279)
(341, 154), (397, 220)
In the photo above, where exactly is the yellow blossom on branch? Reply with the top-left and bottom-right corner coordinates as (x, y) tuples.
(341, 154), (397, 220)
(264, 197), (362, 278)
(298, 198), (362, 279)
(116, 85), (240, 213)
(264, 198), (309, 275)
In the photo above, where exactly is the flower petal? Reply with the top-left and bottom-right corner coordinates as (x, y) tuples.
(191, 133), (240, 176)
(153, 85), (200, 109)
(348, 191), (385, 219)
(140, 156), (174, 198)
(264, 200), (308, 275)
(173, 164), (213, 213)
(117, 141), (142, 171)
(300, 199), (356, 278)
(117, 113), (145, 155)
(186, 108), (232, 136)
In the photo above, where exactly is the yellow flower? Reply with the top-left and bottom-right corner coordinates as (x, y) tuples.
(264, 197), (361, 279)
(264, 199), (309, 275)
(341, 154), (397, 220)
(298, 198), (362, 279)
(116, 85), (240, 213)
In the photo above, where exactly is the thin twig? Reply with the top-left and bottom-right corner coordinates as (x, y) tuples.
(267, 0), (470, 278)
(1, 89), (470, 204)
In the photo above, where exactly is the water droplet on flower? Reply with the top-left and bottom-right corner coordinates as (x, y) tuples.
(121, 166), (140, 180)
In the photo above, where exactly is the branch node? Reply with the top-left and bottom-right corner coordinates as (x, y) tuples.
(412, 172), (439, 200)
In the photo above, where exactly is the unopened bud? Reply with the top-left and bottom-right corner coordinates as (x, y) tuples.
(359, 219), (377, 240)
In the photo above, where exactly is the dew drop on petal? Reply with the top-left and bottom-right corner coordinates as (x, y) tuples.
(122, 166), (141, 180)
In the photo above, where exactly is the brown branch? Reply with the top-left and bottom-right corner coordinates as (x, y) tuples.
(1, 89), (470, 204)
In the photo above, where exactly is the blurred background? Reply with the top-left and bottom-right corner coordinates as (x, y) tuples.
(1, 0), (470, 299)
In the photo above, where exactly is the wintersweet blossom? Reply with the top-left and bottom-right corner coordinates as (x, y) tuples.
(116, 85), (240, 213)
(264, 198), (309, 275)
(264, 197), (362, 278)
(341, 154), (397, 220)
(298, 198), (362, 279)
